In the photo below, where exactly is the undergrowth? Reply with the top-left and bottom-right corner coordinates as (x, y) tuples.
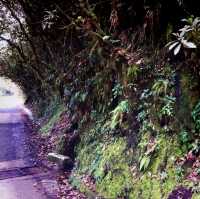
(40, 103), (64, 135)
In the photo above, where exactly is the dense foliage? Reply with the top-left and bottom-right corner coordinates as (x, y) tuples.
(1, 0), (200, 198)
(0, 0), (198, 99)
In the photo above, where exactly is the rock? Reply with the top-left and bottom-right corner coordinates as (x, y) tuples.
(47, 152), (73, 170)
(56, 132), (80, 160)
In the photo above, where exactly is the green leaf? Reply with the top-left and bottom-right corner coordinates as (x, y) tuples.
(139, 156), (151, 171)
(168, 41), (179, 51)
(182, 40), (197, 48)
(174, 44), (181, 55)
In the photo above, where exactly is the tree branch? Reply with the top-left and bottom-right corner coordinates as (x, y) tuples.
(0, 35), (26, 61)
(0, 0), (41, 66)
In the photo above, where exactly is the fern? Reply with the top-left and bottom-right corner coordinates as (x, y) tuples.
(139, 155), (151, 171)
(192, 101), (200, 131)
(152, 79), (169, 96)
(110, 100), (130, 129)
(112, 83), (123, 99)
(166, 17), (199, 55)
(160, 96), (176, 117)
(127, 64), (140, 80)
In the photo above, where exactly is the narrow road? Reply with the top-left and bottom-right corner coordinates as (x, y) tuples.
(0, 107), (58, 199)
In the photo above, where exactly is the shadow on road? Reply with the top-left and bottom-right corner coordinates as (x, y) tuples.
(0, 96), (58, 199)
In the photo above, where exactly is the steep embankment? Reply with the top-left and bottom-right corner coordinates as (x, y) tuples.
(1, 1), (199, 198)
(68, 68), (200, 199)
(38, 62), (200, 199)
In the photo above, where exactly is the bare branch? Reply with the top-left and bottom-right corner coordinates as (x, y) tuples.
(0, 35), (26, 60)
(0, 0), (41, 65)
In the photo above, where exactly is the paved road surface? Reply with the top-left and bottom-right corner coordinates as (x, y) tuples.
(0, 107), (58, 199)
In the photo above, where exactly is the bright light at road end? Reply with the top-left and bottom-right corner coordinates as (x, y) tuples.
(0, 77), (26, 109)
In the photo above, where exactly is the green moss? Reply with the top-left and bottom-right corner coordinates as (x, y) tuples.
(72, 72), (199, 198)
(95, 139), (132, 198)
(181, 72), (199, 108)
(130, 175), (162, 199)
(76, 142), (103, 174)
(130, 134), (182, 199)
(151, 179), (162, 199)
(154, 136), (181, 197)
(132, 175), (152, 199)
(178, 72), (200, 129)
(79, 184), (97, 199)
(75, 125), (186, 198)
(75, 119), (110, 178)
(162, 166), (177, 197)
(150, 134), (168, 174)
(75, 136), (133, 198)
(192, 194), (200, 199)
(97, 166), (132, 198)
(74, 127), (191, 199)
(69, 174), (98, 199)
(40, 104), (64, 135)
(131, 167), (177, 199)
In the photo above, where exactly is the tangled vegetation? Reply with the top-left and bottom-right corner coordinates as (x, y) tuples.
(0, 0), (200, 198)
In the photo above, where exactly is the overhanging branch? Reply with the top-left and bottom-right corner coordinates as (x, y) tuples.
(0, 35), (26, 60)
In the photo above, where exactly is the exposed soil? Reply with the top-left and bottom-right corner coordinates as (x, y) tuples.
(30, 111), (87, 199)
